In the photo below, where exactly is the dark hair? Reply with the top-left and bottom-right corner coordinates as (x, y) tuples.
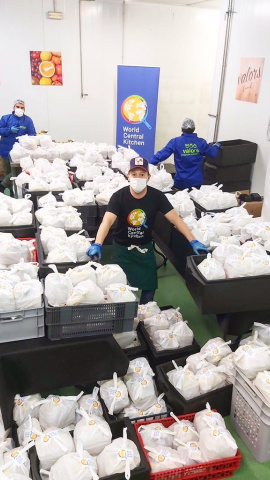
(182, 128), (195, 134)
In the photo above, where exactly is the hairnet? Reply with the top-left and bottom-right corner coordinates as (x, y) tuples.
(182, 118), (195, 130)
(14, 99), (25, 107)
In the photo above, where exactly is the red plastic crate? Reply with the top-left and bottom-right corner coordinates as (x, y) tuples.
(134, 413), (242, 480)
(18, 237), (37, 263)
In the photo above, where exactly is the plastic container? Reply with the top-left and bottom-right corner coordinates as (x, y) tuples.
(37, 194), (98, 231)
(30, 417), (150, 480)
(0, 305), (44, 343)
(185, 254), (270, 314)
(155, 357), (233, 416)
(134, 413), (242, 480)
(124, 329), (148, 360)
(205, 139), (257, 167)
(234, 366), (270, 417)
(44, 293), (138, 341)
(22, 184), (66, 209)
(204, 162), (253, 183)
(138, 323), (200, 369)
(101, 395), (170, 425)
(193, 200), (236, 219)
(230, 381), (270, 462)
(0, 205), (36, 238)
(35, 230), (90, 278)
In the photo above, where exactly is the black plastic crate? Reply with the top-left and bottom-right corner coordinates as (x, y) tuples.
(124, 329), (148, 360)
(101, 396), (170, 426)
(186, 254), (270, 314)
(29, 417), (150, 480)
(204, 162), (253, 184)
(155, 357), (233, 416)
(193, 200), (237, 219)
(205, 139), (257, 167)
(22, 184), (68, 210)
(98, 204), (108, 218)
(35, 230), (90, 278)
(219, 180), (251, 193)
(0, 205), (36, 238)
(37, 194), (98, 231)
(138, 323), (200, 369)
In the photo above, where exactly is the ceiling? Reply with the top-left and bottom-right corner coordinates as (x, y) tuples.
(125, 0), (223, 9)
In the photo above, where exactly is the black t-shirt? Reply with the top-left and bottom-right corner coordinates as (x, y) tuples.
(107, 186), (173, 246)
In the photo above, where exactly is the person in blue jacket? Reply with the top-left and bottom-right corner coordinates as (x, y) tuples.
(0, 99), (36, 194)
(150, 118), (221, 190)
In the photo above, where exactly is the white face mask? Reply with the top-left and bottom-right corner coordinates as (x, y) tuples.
(14, 108), (24, 117)
(129, 177), (147, 194)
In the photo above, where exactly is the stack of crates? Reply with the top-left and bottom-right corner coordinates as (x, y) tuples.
(230, 367), (270, 462)
(204, 139), (257, 192)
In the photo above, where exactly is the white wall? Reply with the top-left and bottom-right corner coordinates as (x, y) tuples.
(209, 0), (270, 194)
(0, 0), (220, 152)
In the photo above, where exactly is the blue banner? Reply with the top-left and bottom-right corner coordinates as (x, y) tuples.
(116, 65), (160, 160)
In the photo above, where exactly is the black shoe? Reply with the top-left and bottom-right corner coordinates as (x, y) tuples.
(0, 183), (5, 193)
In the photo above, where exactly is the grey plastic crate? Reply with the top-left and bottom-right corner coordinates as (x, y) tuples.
(234, 367), (270, 417)
(0, 306), (44, 343)
(44, 294), (138, 340)
(230, 381), (270, 462)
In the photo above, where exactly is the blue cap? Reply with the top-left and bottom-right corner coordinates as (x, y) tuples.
(129, 156), (149, 172)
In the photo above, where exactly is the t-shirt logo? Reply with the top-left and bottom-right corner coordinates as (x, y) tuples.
(127, 209), (148, 228)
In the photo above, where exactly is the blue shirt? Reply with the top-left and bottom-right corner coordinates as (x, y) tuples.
(151, 132), (220, 189)
(0, 112), (36, 159)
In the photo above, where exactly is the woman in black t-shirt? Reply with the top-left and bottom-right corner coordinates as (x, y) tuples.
(87, 157), (208, 304)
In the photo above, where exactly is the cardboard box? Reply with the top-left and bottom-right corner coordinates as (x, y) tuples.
(243, 200), (263, 217)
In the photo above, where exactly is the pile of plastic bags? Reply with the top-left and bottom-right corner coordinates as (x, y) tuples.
(189, 184), (238, 210)
(44, 263), (137, 307)
(138, 404), (237, 473)
(167, 337), (234, 397)
(138, 302), (194, 351)
(11, 390), (140, 480)
(100, 359), (167, 420)
(0, 193), (33, 227)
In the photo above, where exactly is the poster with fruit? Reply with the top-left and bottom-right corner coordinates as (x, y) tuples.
(30, 51), (63, 86)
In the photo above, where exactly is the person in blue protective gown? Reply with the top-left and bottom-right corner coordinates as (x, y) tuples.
(150, 118), (221, 190)
(0, 99), (36, 194)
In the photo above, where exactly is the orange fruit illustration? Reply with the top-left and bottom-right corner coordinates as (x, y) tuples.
(39, 61), (55, 78)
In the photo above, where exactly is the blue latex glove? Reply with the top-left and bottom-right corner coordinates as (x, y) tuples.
(11, 126), (19, 134)
(213, 142), (221, 147)
(86, 243), (103, 260)
(190, 240), (210, 255)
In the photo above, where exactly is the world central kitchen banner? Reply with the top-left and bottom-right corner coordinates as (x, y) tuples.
(116, 66), (160, 159)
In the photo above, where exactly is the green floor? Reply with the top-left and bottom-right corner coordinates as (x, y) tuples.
(102, 245), (270, 479)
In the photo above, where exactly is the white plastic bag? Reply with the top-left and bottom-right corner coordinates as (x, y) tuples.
(196, 366), (227, 394)
(126, 375), (157, 410)
(167, 362), (200, 400)
(45, 265), (73, 307)
(199, 425), (237, 461)
(97, 427), (140, 478)
(74, 410), (112, 456)
(66, 262), (97, 287)
(100, 372), (129, 415)
(17, 415), (42, 447)
(143, 444), (185, 473)
(233, 344), (270, 379)
(193, 403), (226, 433)
(78, 388), (103, 418)
(14, 279), (43, 310)
(197, 254), (226, 280)
(138, 302), (161, 320)
(252, 323), (270, 345)
(138, 422), (174, 448)
(0, 280), (16, 312)
(168, 414), (199, 447)
(2, 443), (33, 478)
(200, 337), (232, 364)
(253, 370), (270, 402)
(66, 280), (104, 306)
(49, 449), (98, 480)
(106, 283), (137, 303)
(96, 264), (127, 292)
(13, 394), (41, 427)
(35, 427), (75, 470)
(38, 392), (84, 430)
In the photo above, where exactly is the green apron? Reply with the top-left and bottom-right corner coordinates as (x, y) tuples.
(111, 240), (158, 291)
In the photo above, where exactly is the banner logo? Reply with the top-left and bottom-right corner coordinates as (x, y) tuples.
(121, 95), (151, 129)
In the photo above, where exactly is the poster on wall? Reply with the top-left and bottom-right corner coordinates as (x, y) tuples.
(236, 57), (264, 103)
(116, 66), (160, 159)
(30, 51), (62, 86)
